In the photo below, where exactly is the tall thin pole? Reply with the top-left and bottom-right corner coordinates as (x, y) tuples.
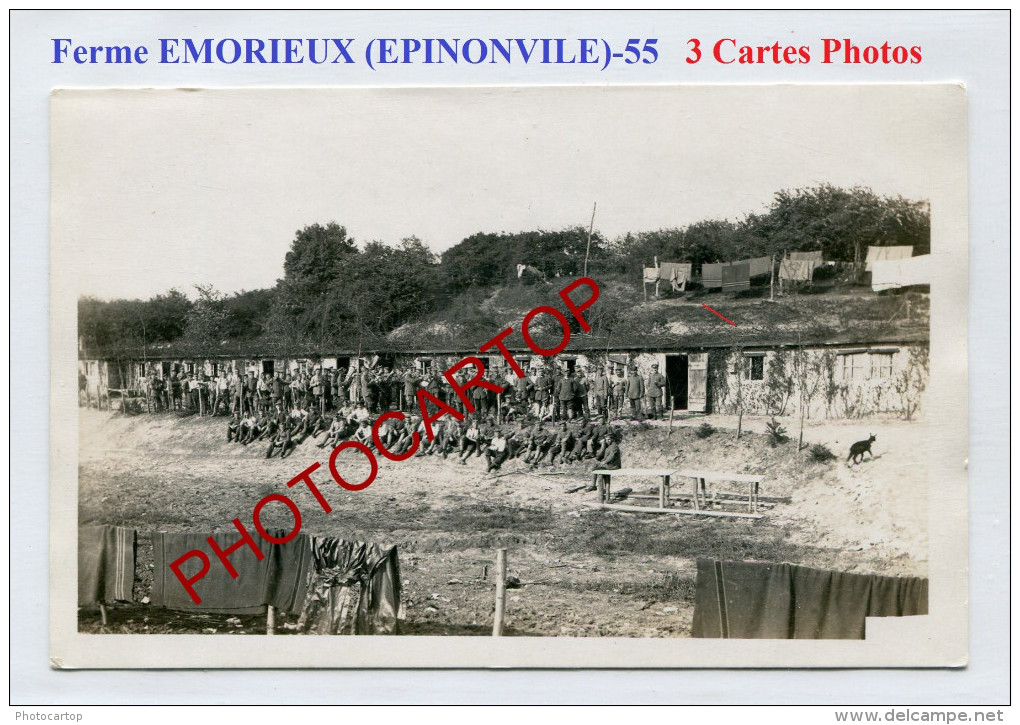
(798, 335), (806, 450)
(583, 202), (596, 278)
(492, 548), (507, 637)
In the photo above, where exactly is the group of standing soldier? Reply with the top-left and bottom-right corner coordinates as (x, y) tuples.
(508, 362), (669, 421)
(141, 359), (672, 422)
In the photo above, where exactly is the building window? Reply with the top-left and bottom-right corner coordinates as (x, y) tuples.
(744, 355), (764, 381)
(841, 353), (866, 380)
(870, 353), (894, 380)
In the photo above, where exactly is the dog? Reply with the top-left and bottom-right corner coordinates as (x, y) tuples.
(847, 434), (876, 465)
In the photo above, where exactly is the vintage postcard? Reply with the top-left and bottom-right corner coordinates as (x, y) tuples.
(50, 84), (967, 668)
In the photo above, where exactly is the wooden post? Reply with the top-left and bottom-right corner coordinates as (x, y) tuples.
(691, 477), (700, 510)
(798, 347), (807, 451)
(497, 392), (503, 424)
(267, 604), (276, 635)
(770, 255), (775, 301)
(659, 475), (669, 509)
(492, 548), (507, 637)
(99, 604), (108, 626)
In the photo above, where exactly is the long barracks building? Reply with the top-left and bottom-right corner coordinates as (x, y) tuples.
(78, 328), (929, 422)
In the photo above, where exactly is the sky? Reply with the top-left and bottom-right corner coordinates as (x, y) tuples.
(51, 84), (959, 301)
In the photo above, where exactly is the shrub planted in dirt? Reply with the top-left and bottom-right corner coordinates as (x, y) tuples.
(765, 417), (789, 447)
(808, 443), (837, 463)
(694, 422), (716, 439)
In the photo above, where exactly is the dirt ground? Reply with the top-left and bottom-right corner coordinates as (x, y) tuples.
(77, 407), (928, 636)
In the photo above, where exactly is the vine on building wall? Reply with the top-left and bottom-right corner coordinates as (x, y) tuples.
(764, 350), (794, 416)
(894, 345), (929, 421)
(822, 351), (839, 419)
(707, 348), (732, 413)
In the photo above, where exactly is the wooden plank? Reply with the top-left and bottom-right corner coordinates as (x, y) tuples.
(583, 502), (764, 519)
(673, 470), (766, 483)
(626, 493), (783, 505)
(592, 468), (676, 477)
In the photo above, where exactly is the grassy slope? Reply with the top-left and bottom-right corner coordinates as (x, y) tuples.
(392, 276), (929, 350)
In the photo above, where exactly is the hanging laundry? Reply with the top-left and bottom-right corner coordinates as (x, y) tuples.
(871, 254), (931, 292)
(692, 560), (928, 639)
(721, 262), (751, 292)
(150, 530), (313, 615)
(779, 259), (818, 282)
(701, 262), (724, 289)
(865, 245), (913, 271)
(746, 256), (772, 278)
(643, 267), (660, 284)
(657, 262), (692, 292)
(297, 537), (403, 635)
(79, 525), (137, 605)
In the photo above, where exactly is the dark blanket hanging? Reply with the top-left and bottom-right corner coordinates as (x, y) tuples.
(692, 559), (928, 639)
(78, 525), (137, 606)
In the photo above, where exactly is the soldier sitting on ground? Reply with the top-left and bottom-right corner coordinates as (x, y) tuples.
(226, 411), (242, 443)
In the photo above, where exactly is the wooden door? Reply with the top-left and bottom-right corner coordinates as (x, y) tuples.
(688, 352), (708, 412)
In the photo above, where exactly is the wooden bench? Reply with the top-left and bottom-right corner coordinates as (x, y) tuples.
(673, 469), (765, 514)
(591, 467), (675, 507)
(587, 467), (766, 519)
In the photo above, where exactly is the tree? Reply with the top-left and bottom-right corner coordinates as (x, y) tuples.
(746, 184), (930, 265)
(268, 222), (360, 344)
(439, 226), (606, 296)
(183, 284), (230, 345)
(282, 222), (358, 297)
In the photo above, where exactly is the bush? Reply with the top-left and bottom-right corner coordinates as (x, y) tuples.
(694, 422), (716, 439)
(765, 417), (789, 447)
(808, 443), (836, 463)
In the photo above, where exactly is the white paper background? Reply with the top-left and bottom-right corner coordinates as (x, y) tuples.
(11, 9), (1010, 704)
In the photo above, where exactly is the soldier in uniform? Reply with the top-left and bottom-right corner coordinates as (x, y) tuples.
(485, 429), (510, 473)
(514, 369), (534, 406)
(532, 369), (551, 419)
(611, 369), (626, 418)
(359, 367), (375, 413)
(589, 432), (623, 495)
(625, 365), (645, 419)
(645, 363), (668, 420)
(403, 368), (421, 412)
(470, 375), (491, 416)
(555, 370), (576, 421)
(573, 370), (590, 420)
(591, 366), (612, 420)
(226, 411), (242, 442)
(309, 367), (323, 413)
(244, 371), (259, 415)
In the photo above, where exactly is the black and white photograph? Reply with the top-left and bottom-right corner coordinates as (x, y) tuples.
(50, 83), (967, 668)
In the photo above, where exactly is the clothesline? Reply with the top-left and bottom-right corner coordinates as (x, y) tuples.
(79, 525), (403, 634)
